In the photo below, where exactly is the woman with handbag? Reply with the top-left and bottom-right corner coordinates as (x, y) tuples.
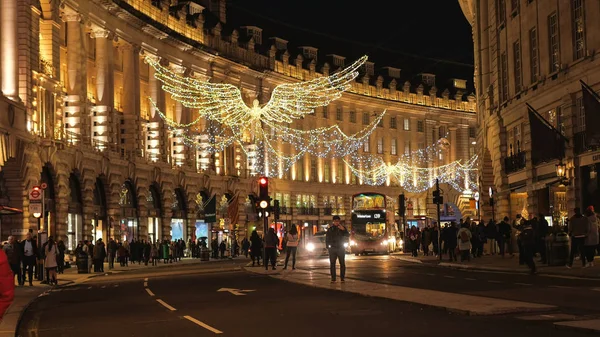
(283, 225), (299, 270)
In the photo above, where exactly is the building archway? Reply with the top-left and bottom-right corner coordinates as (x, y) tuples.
(170, 187), (188, 241)
(41, 164), (57, 237)
(92, 177), (108, 242)
(194, 190), (211, 244)
(119, 179), (138, 242)
(66, 173), (83, 251)
(146, 183), (162, 243)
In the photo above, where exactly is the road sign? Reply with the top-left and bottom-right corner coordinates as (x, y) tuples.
(217, 288), (256, 296)
(29, 187), (42, 201)
(29, 202), (42, 215)
(40, 183), (48, 190)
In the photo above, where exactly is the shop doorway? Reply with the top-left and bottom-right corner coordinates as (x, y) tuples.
(67, 173), (83, 251)
(147, 183), (162, 243)
(170, 187), (187, 241)
(119, 180), (138, 242)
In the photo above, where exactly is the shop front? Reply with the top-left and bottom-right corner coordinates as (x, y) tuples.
(119, 180), (139, 242)
(580, 151), (600, 213)
(66, 174), (83, 251)
(92, 178), (108, 242)
(147, 184), (162, 243)
(170, 187), (188, 241)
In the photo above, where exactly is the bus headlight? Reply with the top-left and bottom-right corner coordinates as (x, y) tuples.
(381, 239), (388, 246)
(398, 239), (404, 246)
(306, 243), (315, 252)
(343, 242), (349, 248)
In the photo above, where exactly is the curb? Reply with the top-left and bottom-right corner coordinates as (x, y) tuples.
(554, 319), (600, 334)
(390, 255), (423, 264)
(436, 262), (600, 280)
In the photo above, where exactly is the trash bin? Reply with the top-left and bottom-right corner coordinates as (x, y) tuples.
(547, 232), (569, 266)
(76, 253), (89, 274)
(200, 248), (210, 261)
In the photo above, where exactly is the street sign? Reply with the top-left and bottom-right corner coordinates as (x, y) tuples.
(40, 183), (48, 190)
(29, 187), (41, 201)
(29, 202), (42, 215)
(217, 288), (256, 296)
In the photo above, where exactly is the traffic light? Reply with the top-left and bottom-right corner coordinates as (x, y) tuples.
(432, 190), (443, 204)
(258, 177), (270, 210)
(398, 194), (405, 217)
(274, 200), (280, 220)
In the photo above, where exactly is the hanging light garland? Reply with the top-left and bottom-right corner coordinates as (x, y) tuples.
(147, 55), (387, 177)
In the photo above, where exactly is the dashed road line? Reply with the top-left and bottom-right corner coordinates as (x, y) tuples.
(464, 278), (477, 281)
(144, 277), (148, 281)
(145, 288), (155, 297)
(487, 280), (502, 283)
(184, 315), (223, 334)
(443, 276), (455, 279)
(549, 285), (573, 289)
(144, 281), (148, 287)
(425, 273), (436, 276)
(156, 299), (176, 311)
(101, 285), (106, 288)
(514, 283), (532, 286)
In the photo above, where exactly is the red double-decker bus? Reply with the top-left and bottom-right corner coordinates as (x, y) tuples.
(349, 192), (396, 255)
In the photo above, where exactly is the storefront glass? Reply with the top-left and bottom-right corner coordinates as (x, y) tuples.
(195, 220), (209, 241)
(67, 213), (82, 251)
(171, 218), (185, 241)
(148, 217), (160, 243)
(121, 218), (137, 242)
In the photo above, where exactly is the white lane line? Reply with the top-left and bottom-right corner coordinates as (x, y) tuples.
(144, 282), (148, 287)
(156, 299), (176, 311)
(144, 278), (148, 282)
(515, 283), (532, 286)
(184, 315), (223, 334)
(425, 273), (436, 276)
(488, 280), (502, 284)
(549, 285), (572, 289)
(443, 276), (455, 279)
(592, 288), (600, 292)
(145, 288), (155, 297)
(464, 278), (477, 281)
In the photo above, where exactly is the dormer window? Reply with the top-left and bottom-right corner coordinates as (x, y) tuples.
(365, 62), (374, 76)
(453, 79), (467, 90)
(242, 26), (262, 45)
(301, 47), (318, 61)
(421, 74), (436, 86)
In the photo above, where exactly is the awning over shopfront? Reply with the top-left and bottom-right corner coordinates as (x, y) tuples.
(0, 206), (22, 215)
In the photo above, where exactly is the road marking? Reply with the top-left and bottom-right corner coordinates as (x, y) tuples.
(425, 273), (436, 276)
(515, 283), (532, 286)
(443, 276), (455, 279)
(487, 280), (502, 283)
(101, 285), (106, 288)
(88, 286), (92, 289)
(184, 315), (223, 334)
(145, 288), (155, 297)
(591, 288), (600, 292)
(156, 299), (176, 311)
(464, 278), (476, 281)
(114, 284), (119, 287)
(217, 288), (256, 296)
(550, 285), (573, 289)
(144, 278), (148, 281)
(144, 281), (148, 287)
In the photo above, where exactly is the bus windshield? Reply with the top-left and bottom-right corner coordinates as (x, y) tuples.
(354, 222), (386, 238)
(353, 193), (386, 210)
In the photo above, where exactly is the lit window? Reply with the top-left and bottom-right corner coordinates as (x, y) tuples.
(377, 138), (383, 154)
(529, 27), (538, 83)
(572, 0), (585, 60)
(391, 138), (397, 155)
(336, 107), (343, 121)
(403, 118), (410, 131)
(548, 12), (560, 72)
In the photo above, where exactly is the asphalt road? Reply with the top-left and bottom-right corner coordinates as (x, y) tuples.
(300, 255), (600, 314)
(15, 258), (596, 337)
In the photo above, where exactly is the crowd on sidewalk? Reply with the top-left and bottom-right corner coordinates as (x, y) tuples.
(405, 206), (600, 275)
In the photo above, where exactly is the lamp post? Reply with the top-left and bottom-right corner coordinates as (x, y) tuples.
(474, 192), (480, 221)
(489, 187), (495, 223)
(556, 160), (567, 184)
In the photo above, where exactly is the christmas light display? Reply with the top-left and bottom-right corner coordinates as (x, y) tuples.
(147, 55), (386, 176)
(343, 138), (479, 193)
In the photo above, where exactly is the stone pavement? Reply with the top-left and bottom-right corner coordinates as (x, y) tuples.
(0, 256), (237, 336)
(243, 266), (555, 316)
(392, 253), (600, 279)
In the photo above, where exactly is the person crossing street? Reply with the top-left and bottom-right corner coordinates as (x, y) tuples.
(326, 215), (349, 283)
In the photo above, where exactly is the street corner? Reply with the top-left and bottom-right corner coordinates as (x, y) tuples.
(390, 254), (425, 264)
(242, 265), (283, 276)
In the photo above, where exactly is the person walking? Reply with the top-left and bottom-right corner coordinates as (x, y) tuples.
(444, 222), (458, 262)
(3, 236), (22, 286)
(219, 240), (227, 259)
(584, 206), (599, 267)
(567, 207), (590, 268)
(107, 238), (117, 270)
(21, 232), (38, 286)
(325, 215), (349, 283)
(283, 225), (299, 270)
(57, 240), (66, 274)
(498, 216), (512, 257)
(457, 222), (472, 263)
(249, 230), (263, 266)
(264, 228), (279, 270)
(519, 220), (537, 274)
(241, 237), (250, 258)
(44, 237), (59, 285)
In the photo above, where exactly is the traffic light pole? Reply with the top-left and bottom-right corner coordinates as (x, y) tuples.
(435, 179), (442, 261)
(263, 214), (268, 271)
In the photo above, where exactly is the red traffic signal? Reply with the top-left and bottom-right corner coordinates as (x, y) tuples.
(259, 177), (268, 185)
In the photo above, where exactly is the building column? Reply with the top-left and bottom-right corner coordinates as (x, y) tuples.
(91, 27), (114, 147)
(1, 0), (18, 100)
(146, 55), (162, 162)
(120, 42), (141, 153)
(449, 127), (458, 163)
(63, 10), (85, 140)
(169, 63), (186, 167)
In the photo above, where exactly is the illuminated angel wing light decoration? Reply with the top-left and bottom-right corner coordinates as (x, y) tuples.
(146, 55), (384, 176)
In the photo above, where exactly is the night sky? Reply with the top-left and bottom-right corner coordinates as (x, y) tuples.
(226, 1), (475, 92)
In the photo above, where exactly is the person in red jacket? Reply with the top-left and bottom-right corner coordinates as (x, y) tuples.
(0, 249), (15, 319)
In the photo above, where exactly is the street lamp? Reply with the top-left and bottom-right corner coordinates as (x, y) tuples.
(556, 160), (567, 180)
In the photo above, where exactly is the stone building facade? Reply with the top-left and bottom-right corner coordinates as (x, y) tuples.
(0, 0), (476, 250)
(460, 0), (600, 224)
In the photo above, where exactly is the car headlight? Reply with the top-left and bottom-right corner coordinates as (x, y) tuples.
(349, 240), (357, 246)
(306, 242), (315, 252)
(398, 239), (404, 245)
(381, 239), (388, 246)
(343, 242), (349, 248)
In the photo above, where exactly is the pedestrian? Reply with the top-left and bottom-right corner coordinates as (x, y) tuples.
(498, 216), (512, 257)
(567, 207), (590, 268)
(325, 215), (349, 283)
(283, 225), (299, 270)
(44, 237), (59, 285)
(431, 225), (440, 257)
(584, 206), (598, 267)
(537, 213), (549, 264)
(219, 240), (226, 259)
(242, 237), (250, 258)
(519, 220), (537, 274)
(21, 232), (38, 286)
(264, 228), (279, 270)
(93, 239), (106, 273)
(211, 238), (219, 259)
(408, 226), (419, 257)
(445, 222), (458, 262)
(513, 214), (525, 265)
(107, 238), (117, 270)
(457, 222), (472, 262)
(3, 236), (22, 286)
(57, 240), (66, 274)
(0, 248), (14, 319)
(249, 230), (263, 266)
(484, 219), (498, 255)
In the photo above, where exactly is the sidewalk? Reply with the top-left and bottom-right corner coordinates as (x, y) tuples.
(0, 256), (241, 336)
(392, 253), (600, 279)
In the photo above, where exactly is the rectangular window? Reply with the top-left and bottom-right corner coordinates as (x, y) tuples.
(363, 137), (370, 152)
(403, 118), (410, 131)
(336, 107), (343, 121)
(322, 106), (328, 119)
(469, 127), (476, 138)
(391, 138), (397, 155)
(310, 159), (317, 182)
(337, 163), (344, 184)
(511, 0), (519, 13)
(404, 141), (411, 156)
(362, 112), (370, 125)
(377, 138), (383, 154)
(576, 96), (585, 133)
(390, 117), (397, 129)
(572, 0), (585, 60)
(500, 52), (509, 101)
(417, 120), (424, 132)
(529, 27), (539, 83)
(350, 111), (356, 123)
(497, 0), (506, 25)
(548, 12), (560, 72)
(439, 126), (446, 138)
(514, 40), (522, 92)
(509, 124), (522, 153)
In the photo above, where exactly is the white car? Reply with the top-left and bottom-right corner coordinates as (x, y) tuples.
(305, 231), (350, 256)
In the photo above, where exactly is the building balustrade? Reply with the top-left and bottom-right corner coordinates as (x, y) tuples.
(504, 151), (527, 174)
